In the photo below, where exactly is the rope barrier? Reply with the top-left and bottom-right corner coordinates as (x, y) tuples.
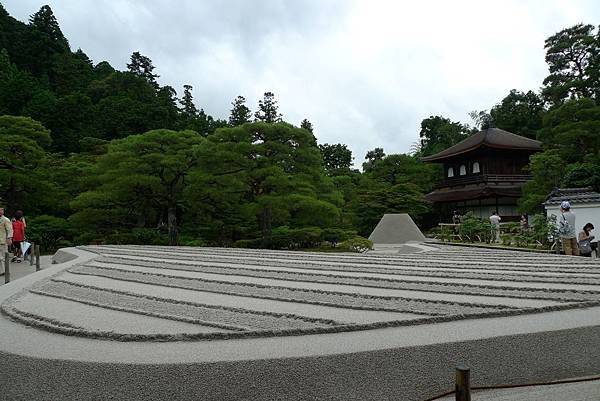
(423, 374), (600, 401)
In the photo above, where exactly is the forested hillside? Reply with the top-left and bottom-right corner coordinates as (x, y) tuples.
(0, 4), (438, 250)
(1, 4), (599, 251)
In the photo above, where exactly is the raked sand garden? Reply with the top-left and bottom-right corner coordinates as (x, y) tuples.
(1, 244), (600, 400)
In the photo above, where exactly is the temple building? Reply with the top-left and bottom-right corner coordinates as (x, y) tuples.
(422, 128), (542, 220)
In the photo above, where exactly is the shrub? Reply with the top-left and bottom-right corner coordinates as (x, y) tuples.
(233, 238), (262, 248)
(459, 212), (492, 243)
(339, 236), (373, 253)
(291, 227), (323, 249)
(132, 228), (168, 245)
(178, 235), (207, 247)
(26, 215), (71, 253)
(270, 226), (294, 249)
(270, 226), (323, 249)
(322, 228), (355, 247)
(73, 231), (104, 245)
(525, 214), (558, 248)
(105, 232), (137, 245)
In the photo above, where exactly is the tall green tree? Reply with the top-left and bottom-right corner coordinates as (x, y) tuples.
(542, 23), (600, 104)
(519, 150), (566, 213)
(179, 84), (198, 116)
(362, 147), (385, 172)
(176, 85), (225, 135)
(490, 90), (545, 139)
(206, 122), (340, 246)
(26, 5), (69, 76)
(562, 157), (600, 191)
(538, 97), (600, 162)
(127, 51), (159, 89)
(254, 91), (283, 123)
(365, 153), (438, 193)
(87, 71), (174, 141)
(418, 116), (471, 157)
(71, 129), (206, 245)
(0, 49), (38, 115)
(48, 92), (93, 153)
(49, 49), (94, 95)
(0, 115), (55, 214)
(228, 95), (251, 126)
(468, 110), (494, 130)
(319, 143), (353, 173)
(0, 4), (29, 65)
(93, 60), (115, 79)
(155, 85), (179, 129)
(300, 118), (313, 133)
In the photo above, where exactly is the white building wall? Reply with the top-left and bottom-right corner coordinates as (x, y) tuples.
(545, 203), (600, 234)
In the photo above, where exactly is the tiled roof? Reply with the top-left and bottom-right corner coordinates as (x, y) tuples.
(421, 128), (542, 162)
(544, 187), (600, 206)
(425, 185), (523, 203)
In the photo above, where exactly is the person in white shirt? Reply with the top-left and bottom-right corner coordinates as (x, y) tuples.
(0, 207), (13, 274)
(558, 201), (578, 256)
(489, 211), (501, 243)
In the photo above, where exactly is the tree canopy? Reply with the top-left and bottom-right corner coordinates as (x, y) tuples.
(2, 5), (598, 249)
(418, 116), (472, 157)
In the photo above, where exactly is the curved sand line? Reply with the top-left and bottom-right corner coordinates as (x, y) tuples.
(2, 246), (600, 400)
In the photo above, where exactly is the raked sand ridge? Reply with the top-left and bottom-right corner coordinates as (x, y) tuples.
(0, 244), (599, 400)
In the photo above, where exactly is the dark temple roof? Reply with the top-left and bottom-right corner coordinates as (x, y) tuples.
(425, 184), (523, 203)
(543, 187), (600, 206)
(421, 128), (542, 162)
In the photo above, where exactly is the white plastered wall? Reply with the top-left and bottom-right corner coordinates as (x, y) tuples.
(545, 203), (600, 234)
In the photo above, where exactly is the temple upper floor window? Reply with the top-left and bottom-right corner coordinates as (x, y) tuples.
(447, 167), (454, 177)
(459, 165), (466, 175)
(472, 161), (480, 173)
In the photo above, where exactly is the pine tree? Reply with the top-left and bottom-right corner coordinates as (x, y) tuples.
(180, 84), (198, 117)
(254, 91), (283, 123)
(29, 5), (69, 51)
(542, 24), (600, 103)
(300, 118), (313, 133)
(25, 5), (70, 76)
(229, 95), (252, 126)
(127, 51), (159, 89)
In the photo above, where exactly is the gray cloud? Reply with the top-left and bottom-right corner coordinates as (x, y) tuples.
(4, 0), (600, 165)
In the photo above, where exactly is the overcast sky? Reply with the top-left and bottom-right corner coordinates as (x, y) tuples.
(4, 0), (600, 164)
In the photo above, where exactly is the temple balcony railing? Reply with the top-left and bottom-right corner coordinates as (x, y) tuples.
(438, 174), (533, 188)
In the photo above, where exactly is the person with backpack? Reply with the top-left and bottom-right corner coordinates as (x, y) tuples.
(578, 223), (597, 257)
(558, 201), (579, 256)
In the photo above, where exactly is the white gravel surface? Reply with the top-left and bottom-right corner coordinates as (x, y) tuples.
(3, 245), (599, 341)
(2, 245), (600, 400)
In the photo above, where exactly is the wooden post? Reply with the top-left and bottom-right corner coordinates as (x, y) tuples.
(29, 242), (35, 266)
(35, 245), (41, 272)
(455, 365), (471, 401)
(4, 252), (10, 284)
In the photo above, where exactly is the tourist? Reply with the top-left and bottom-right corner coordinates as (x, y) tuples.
(558, 201), (579, 256)
(520, 214), (528, 231)
(489, 211), (501, 243)
(11, 210), (26, 262)
(578, 223), (597, 257)
(452, 210), (461, 225)
(0, 207), (13, 271)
